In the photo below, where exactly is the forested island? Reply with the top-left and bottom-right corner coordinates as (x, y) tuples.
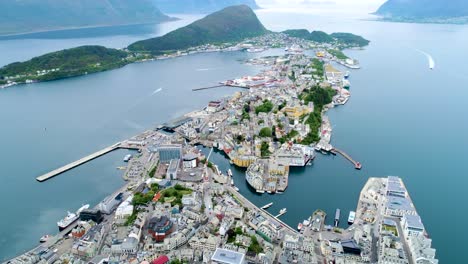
(0, 5), (369, 88)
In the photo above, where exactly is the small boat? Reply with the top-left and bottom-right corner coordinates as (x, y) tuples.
(261, 202), (273, 209)
(227, 169), (233, 177)
(355, 162), (362, 170)
(344, 71), (350, 79)
(234, 187), (240, 192)
(40, 235), (51, 243)
(348, 211), (356, 225)
(279, 208), (287, 214)
(231, 179), (234, 186)
(256, 189), (265, 194)
(297, 223), (303, 231)
(123, 154), (132, 162)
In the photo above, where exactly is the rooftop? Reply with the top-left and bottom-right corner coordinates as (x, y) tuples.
(211, 248), (245, 264)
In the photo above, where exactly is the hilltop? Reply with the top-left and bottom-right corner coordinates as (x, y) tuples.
(152, 0), (259, 14)
(128, 5), (267, 54)
(283, 30), (370, 48)
(0, 0), (173, 36)
(375, 0), (468, 23)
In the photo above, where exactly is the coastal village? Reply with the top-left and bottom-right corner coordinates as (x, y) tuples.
(6, 34), (438, 264)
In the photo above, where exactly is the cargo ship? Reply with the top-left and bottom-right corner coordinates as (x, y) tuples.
(57, 204), (89, 231)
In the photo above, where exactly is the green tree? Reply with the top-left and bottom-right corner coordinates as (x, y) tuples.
(258, 127), (272, 138)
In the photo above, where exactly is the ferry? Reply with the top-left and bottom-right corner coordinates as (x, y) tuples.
(123, 154), (132, 162)
(348, 211), (356, 225)
(261, 202), (273, 209)
(57, 204), (89, 231)
(40, 234), (51, 243)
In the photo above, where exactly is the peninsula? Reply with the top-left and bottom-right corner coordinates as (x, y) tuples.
(375, 0), (468, 24)
(0, 0), (173, 36)
(0, 5), (369, 89)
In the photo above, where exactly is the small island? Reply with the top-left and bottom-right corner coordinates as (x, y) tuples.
(0, 5), (369, 89)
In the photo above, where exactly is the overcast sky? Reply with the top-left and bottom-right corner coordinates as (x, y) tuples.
(256, 0), (387, 13)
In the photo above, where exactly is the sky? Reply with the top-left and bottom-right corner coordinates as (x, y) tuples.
(256, 0), (387, 14)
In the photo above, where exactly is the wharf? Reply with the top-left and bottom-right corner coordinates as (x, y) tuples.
(36, 142), (141, 182)
(192, 84), (249, 91)
(332, 148), (362, 170)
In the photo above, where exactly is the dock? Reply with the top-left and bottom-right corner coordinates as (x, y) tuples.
(192, 84), (249, 91)
(332, 148), (362, 170)
(35, 142), (143, 182)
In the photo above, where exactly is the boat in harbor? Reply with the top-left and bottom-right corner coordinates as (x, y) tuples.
(279, 208), (287, 214)
(297, 222), (303, 231)
(231, 179), (234, 186)
(343, 79), (351, 89)
(123, 154), (132, 162)
(57, 204), (89, 231)
(348, 211), (356, 225)
(227, 169), (233, 177)
(39, 235), (51, 243)
(334, 208), (341, 227)
(261, 202), (273, 209)
(355, 162), (362, 170)
(234, 186), (239, 191)
(344, 71), (350, 79)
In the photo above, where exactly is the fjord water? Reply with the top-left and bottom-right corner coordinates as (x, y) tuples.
(0, 10), (466, 262)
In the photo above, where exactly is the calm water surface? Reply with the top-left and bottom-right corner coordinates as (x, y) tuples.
(0, 10), (466, 262)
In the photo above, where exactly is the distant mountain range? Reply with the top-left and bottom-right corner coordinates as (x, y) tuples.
(375, 0), (468, 23)
(151, 0), (259, 13)
(128, 5), (267, 54)
(0, 0), (173, 36)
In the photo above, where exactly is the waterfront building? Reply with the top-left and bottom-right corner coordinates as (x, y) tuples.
(114, 195), (134, 223)
(97, 192), (124, 215)
(158, 145), (182, 163)
(402, 214), (425, 238)
(79, 209), (103, 224)
(406, 234), (438, 264)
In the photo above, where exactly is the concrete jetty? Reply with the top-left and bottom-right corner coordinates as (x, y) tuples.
(192, 84), (249, 91)
(332, 148), (362, 170)
(36, 143), (121, 182)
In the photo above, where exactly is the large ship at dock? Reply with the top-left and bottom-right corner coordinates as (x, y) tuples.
(57, 204), (89, 231)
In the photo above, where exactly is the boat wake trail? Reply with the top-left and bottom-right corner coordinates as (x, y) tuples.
(151, 87), (163, 96)
(196, 68), (215, 71)
(415, 49), (435, 70)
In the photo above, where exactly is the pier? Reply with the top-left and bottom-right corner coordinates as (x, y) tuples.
(192, 84), (249, 91)
(35, 142), (143, 182)
(332, 148), (362, 170)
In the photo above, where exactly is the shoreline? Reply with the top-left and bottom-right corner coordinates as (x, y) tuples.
(0, 18), (180, 39)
